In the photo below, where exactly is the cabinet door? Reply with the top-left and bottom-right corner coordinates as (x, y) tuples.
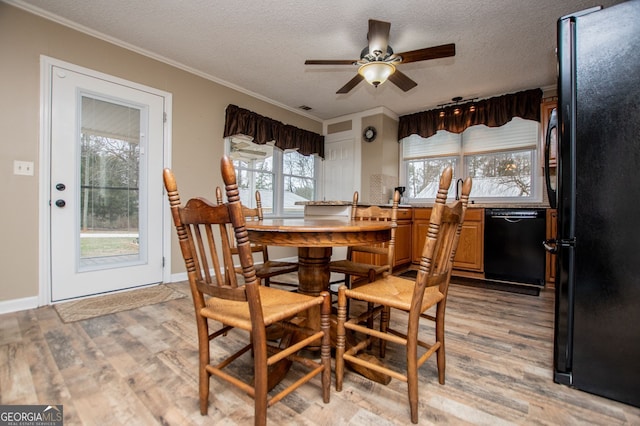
(412, 221), (429, 263)
(394, 221), (412, 266)
(452, 209), (484, 272)
(541, 99), (558, 168)
(413, 207), (484, 272)
(412, 208), (431, 263)
(452, 221), (484, 271)
(545, 209), (557, 285)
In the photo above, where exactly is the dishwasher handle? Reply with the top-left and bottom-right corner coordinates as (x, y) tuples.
(489, 215), (537, 221)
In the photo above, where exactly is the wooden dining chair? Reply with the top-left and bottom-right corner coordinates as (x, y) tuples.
(328, 189), (400, 315)
(215, 187), (299, 288)
(335, 167), (471, 424)
(164, 156), (331, 426)
(328, 189), (399, 323)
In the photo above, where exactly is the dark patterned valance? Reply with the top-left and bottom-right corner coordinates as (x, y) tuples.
(223, 104), (324, 158)
(398, 88), (543, 140)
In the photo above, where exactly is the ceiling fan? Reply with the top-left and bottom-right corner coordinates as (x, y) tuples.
(305, 19), (455, 94)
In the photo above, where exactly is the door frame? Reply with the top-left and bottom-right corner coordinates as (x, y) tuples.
(38, 56), (173, 306)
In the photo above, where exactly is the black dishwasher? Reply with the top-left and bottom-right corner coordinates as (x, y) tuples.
(484, 208), (546, 287)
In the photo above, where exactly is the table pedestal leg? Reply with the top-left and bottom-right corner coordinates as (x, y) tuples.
(297, 246), (332, 295)
(297, 246), (331, 347)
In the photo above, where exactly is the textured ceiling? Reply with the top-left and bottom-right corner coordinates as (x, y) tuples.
(10, 0), (626, 120)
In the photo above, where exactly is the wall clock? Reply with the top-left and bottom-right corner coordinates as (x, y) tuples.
(363, 126), (377, 142)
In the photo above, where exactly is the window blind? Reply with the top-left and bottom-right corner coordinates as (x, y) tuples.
(462, 118), (538, 154)
(402, 131), (460, 159)
(402, 118), (538, 159)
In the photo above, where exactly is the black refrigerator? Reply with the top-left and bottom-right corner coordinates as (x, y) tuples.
(545, 0), (640, 408)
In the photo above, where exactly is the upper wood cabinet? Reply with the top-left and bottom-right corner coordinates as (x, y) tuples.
(541, 98), (558, 168)
(412, 207), (484, 273)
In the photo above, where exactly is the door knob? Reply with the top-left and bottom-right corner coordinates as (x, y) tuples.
(56, 183), (66, 191)
(55, 199), (66, 208)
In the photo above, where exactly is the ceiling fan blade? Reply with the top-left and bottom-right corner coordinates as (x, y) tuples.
(305, 59), (358, 65)
(336, 74), (364, 94)
(396, 43), (456, 64)
(388, 70), (418, 92)
(367, 19), (391, 58)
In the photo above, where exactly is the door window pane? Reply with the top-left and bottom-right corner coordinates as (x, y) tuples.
(80, 97), (141, 267)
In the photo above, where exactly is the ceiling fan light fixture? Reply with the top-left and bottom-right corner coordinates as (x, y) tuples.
(358, 62), (396, 87)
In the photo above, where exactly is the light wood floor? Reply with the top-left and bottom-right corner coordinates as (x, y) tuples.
(2, 280), (639, 425)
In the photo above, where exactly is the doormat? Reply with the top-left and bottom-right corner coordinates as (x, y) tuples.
(54, 285), (185, 323)
(396, 270), (540, 296)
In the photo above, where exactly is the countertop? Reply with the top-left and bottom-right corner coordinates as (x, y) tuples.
(296, 201), (352, 206)
(408, 203), (551, 209)
(298, 201), (551, 209)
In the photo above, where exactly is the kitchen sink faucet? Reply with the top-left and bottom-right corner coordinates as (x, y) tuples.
(455, 178), (464, 200)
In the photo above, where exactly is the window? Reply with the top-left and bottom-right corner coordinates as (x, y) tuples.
(283, 151), (316, 214)
(401, 118), (539, 202)
(227, 137), (318, 216)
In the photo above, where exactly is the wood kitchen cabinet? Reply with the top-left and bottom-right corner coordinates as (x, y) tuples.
(412, 208), (432, 264)
(545, 209), (557, 286)
(541, 98), (558, 168)
(412, 207), (484, 273)
(393, 208), (413, 267)
(452, 208), (484, 272)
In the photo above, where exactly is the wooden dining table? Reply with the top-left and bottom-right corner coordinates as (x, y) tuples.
(245, 217), (394, 385)
(245, 217), (392, 325)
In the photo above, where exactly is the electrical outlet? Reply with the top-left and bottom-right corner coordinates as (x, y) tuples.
(14, 160), (34, 176)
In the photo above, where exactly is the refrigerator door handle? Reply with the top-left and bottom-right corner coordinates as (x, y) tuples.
(543, 237), (575, 253)
(543, 238), (558, 253)
(545, 108), (558, 208)
(557, 237), (576, 247)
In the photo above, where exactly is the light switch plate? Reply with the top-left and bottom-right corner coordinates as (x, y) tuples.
(14, 160), (34, 176)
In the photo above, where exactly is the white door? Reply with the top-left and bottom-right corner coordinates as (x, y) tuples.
(50, 65), (165, 301)
(322, 132), (358, 262)
(323, 132), (357, 202)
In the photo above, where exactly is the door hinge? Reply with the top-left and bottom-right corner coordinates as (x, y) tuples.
(162, 256), (165, 267)
(163, 112), (167, 123)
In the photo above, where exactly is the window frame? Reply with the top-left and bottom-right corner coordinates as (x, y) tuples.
(225, 137), (319, 217)
(400, 118), (542, 204)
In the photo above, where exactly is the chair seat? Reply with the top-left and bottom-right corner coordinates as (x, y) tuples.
(343, 275), (444, 312)
(255, 260), (298, 278)
(201, 286), (321, 330)
(329, 259), (390, 277)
